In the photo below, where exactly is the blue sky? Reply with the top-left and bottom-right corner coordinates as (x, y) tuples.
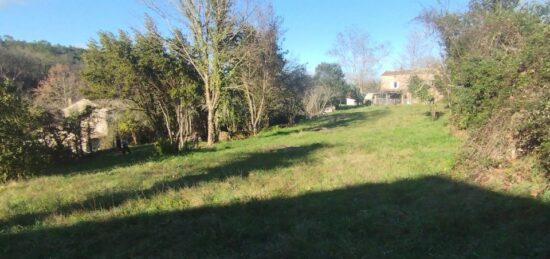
(0, 0), (467, 74)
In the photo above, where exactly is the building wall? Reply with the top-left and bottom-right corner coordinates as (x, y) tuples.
(62, 99), (113, 153)
(379, 70), (439, 104)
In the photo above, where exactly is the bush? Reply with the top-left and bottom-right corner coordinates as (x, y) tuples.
(515, 95), (550, 155)
(515, 95), (550, 175)
(0, 80), (48, 181)
(540, 140), (550, 176)
(154, 138), (179, 156)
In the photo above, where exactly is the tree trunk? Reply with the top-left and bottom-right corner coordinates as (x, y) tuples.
(207, 105), (216, 146)
(431, 102), (436, 120)
(131, 131), (138, 145)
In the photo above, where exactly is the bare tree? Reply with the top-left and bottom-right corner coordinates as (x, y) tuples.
(329, 28), (389, 94)
(303, 63), (348, 118)
(147, 0), (248, 146)
(398, 29), (440, 69)
(237, 5), (282, 135)
(33, 64), (83, 111)
(303, 83), (340, 118)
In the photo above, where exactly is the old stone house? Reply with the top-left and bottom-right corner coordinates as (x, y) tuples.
(62, 99), (110, 153)
(365, 69), (440, 105)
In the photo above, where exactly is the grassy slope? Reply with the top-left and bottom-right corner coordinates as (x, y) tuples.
(1, 105), (549, 258)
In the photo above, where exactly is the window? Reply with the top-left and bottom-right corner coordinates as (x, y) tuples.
(393, 81), (398, 88)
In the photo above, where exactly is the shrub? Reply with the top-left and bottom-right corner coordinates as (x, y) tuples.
(154, 138), (179, 156)
(0, 80), (48, 181)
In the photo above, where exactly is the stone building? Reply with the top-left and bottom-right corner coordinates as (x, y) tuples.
(365, 69), (440, 105)
(62, 99), (109, 153)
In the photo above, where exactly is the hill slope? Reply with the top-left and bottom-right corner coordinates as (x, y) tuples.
(0, 36), (83, 92)
(1, 105), (549, 258)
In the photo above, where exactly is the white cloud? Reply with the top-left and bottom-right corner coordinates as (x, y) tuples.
(0, 0), (28, 9)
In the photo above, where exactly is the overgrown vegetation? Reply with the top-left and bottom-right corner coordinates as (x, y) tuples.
(408, 75), (436, 120)
(1, 0), (549, 255)
(0, 1), (386, 181)
(303, 63), (350, 117)
(1, 106), (548, 257)
(0, 80), (48, 181)
(422, 0), (550, 179)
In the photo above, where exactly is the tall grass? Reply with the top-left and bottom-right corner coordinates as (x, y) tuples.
(1, 105), (548, 258)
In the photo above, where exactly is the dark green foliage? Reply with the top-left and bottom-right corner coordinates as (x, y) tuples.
(515, 94), (550, 174)
(64, 106), (96, 157)
(217, 89), (249, 135)
(271, 64), (312, 125)
(0, 80), (48, 181)
(409, 75), (437, 120)
(430, 1), (549, 128)
(116, 110), (154, 145)
(82, 25), (201, 150)
(313, 62), (349, 98)
(32, 110), (74, 162)
(425, 0), (550, 175)
(408, 75), (432, 103)
(453, 59), (501, 127)
(154, 138), (179, 156)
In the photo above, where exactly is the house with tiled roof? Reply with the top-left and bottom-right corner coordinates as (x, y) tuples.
(365, 68), (440, 105)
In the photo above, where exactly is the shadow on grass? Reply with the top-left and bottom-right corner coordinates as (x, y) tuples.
(49, 144), (159, 176)
(305, 109), (389, 131)
(49, 144), (234, 176)
(262, 109), (390, 138)
(2, 176), (549, 258)
(3, 143), (327, 229)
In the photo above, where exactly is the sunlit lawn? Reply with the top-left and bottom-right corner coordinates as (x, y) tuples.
(1, 105), (549, 258)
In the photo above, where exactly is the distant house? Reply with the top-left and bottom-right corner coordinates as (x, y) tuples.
(62, 99), (126, 153)
(365, 68), (440, 105)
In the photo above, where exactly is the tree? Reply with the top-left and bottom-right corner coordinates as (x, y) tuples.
(116, 110), (153, 145)
(304, 63), (349, 117)
(408, 75), (436, 120)
(155, 0), (246, 145)
(0, 36), (84, 94)
(82, 22), (201, 151)
(419, 0), (528, 128)
(33, 64), (83, 111)
(275, 64), (312, 124)
(64, 106), (96, 157)
(0, 80), (47, 181)
(329, 28), (389, 94)
(420, 0), (550, 174)
(398, 30), (440, 70)
(313, 63), (348, 95)
(0, 44), (43, 91)
(237, 6), (284, 135)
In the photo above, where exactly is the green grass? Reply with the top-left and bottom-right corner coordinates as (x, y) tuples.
(1, 105), (549, 258)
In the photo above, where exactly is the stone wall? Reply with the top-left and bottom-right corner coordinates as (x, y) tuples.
(379, 69), (440, 104)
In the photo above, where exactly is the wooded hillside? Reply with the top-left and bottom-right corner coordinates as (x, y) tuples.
(0, 35), (83, 93)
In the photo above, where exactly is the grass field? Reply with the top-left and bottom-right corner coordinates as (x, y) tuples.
(1, 105), (549, 258)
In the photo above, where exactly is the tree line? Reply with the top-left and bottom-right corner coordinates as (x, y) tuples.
(0, 1), (359, 181)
